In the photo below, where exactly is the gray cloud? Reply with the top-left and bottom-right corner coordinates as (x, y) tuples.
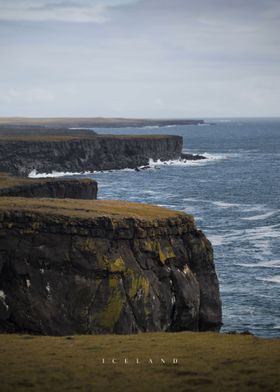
(0, 0), (136, 23)
(0, 0), (279, 117)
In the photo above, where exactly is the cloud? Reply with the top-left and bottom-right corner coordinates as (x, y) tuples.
(0, 0), (279, 117)
(0, 0), (137, 23)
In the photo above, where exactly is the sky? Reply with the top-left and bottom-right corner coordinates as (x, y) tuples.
(0, 0), (280, 118)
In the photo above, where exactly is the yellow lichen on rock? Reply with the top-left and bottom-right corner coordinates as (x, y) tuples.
(109, 257), (126, 273)
(128, 270), (149, 299)
(96, 277), (124, 330)
(157, 242), (176, 263)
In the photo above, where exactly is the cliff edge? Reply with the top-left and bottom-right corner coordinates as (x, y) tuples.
(0, 134), (183, 176)
(0, 198), (222, 335)
(0, 173), (98, 200)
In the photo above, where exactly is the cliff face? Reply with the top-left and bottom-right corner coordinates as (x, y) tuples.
(0, 177), (98, 200)
(0, 198), (222, 335)
(0, 135), (183, 176)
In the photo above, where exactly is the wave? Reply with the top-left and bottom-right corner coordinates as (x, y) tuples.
(142, 125), (160, 129)
(206, 224), (280, 249)
(29, 169), (93, 178)
(212, 201), (242, 209)
(236, 260), (280, 268)
(241, 211), (277, 221)
(182, 198), (277, 219)
(207, 234), (225, 246)
(257, 275), (280, 284)
(148, 153), (228, 168)
(28, 167), (135, 178)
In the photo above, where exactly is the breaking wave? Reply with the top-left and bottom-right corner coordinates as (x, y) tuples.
(148, 153), (228, 167)
(257, 275), (280, 284)
(28, 168), (135, 178)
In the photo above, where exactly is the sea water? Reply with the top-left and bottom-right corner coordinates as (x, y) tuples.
(37, 119), (280, 337)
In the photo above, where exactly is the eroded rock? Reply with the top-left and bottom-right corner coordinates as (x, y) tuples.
(0, 198), (222, 335)
(0, 174), (98, 200)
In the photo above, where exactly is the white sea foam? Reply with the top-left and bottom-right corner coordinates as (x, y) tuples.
(257, 275), (280, 284)
(182, 206), (199, 215)
(237, 260), (280, 268)
(207, 234), (225, 246)
(212, 201), (242, 209)
(148, 153), (228, 168)
(241, 211), (277, 221)
(142, 125), (160, 129)
(183, 197), (259, 211)
(157, 204), (177, 209)
(206, 224), (280, 251)
(29, 169), (92, 178)
(29, 167), (135, 178)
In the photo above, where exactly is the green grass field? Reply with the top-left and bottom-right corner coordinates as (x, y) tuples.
(0, 332), (279, 392)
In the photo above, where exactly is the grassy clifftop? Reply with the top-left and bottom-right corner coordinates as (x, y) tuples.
(0, 173), (93, 189)
(0, 116), (204, 128)
(0, 197), (187, 221)
(0, 332), (279, 392)
(0, 134), (179, 142)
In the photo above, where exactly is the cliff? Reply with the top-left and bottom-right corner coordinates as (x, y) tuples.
(0, 198), (222, 335)
(0, 173), (98, 200)
(0, 134), (183, 176)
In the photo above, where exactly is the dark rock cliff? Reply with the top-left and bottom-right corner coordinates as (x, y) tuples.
(0, 198), (222, 335)
(0, 135), (183, 176)
(0, 177), (98, 200)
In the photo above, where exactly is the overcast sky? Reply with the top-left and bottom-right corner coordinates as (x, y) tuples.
(0, 0), (280, 118)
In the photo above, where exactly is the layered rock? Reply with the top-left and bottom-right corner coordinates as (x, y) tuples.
(0, 134), (183, 176)
(0, 198), (222, 335)
(0, 174), (98, 200)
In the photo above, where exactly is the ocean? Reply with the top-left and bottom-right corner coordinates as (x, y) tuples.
(38, 118), (280, 338)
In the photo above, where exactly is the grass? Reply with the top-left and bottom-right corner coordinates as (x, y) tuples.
(0, 197), (186, 221)
(0, 133), (179, 142)
(0, 173), (95, 190)
(0, 116), (199, 126)
(0, 332), (279, 392)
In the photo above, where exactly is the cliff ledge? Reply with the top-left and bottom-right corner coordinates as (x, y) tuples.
(0, 173), (98, 200)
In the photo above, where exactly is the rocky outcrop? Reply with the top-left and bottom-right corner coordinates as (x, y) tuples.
(0, 175), (98, 200)
(181, 153), (206, 161)
(0, 198), (222, 335)
(0, 135), (183, 176)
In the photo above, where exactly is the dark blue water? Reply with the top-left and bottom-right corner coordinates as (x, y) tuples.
(42, 119), (280, 337)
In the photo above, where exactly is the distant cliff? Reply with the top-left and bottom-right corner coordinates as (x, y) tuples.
(0, 174), (98, 200)
(0, 198), (222, 335)
(0, 117), (204, 128)
(0, 135), (183, 176)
